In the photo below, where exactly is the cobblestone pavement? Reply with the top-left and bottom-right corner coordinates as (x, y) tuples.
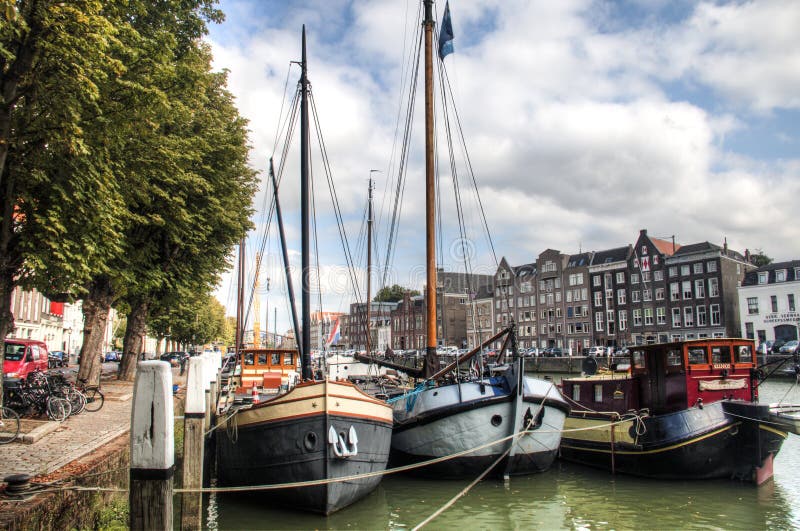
(0, 365), (186, 480)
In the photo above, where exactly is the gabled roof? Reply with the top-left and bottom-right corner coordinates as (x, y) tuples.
(673, 241), (747, 262)
(566, 252), (593, 268)
(512, 262), (536, 276)
(650, 236), (679, 256)
(591, 245), (632, 265)
(742, 260), (800, 286)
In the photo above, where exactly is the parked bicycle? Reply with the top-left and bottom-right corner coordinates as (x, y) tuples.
(75, 376), (104, 412)
(4, 375), (72, 421)
(0, 405), (21, 444)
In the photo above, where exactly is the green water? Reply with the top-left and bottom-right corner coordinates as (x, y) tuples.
(207, 379), (800, 530)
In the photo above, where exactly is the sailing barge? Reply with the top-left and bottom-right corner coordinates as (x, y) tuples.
(559, 338), (791, 484)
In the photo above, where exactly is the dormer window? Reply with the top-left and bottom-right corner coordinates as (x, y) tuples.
(758, 272), (768, 284)
(775, 269), (787, 282)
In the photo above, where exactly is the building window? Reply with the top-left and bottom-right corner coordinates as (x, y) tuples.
(670, 283), (680, 301)
(642, 271), (651, 282)
(758, 272), (767, 284)
(682, 281), (692, 299)
(695, 279), (705, 299)
(595, 312), (604, 332)
(747, 297), (759, 315)
(669, 266), (678, 278)
(683, 307), (694, 327)
(681, 265), (690, 276)
(697, 305), (707, 326)
(707, 261), (717, 273)
(789, 294), (796, 312)
(642, 289), (651, 302)
(617, 289), (626, 305)
(593, 275), (601, 287)
(633, 309), (642, 327)
(644, 308), (654, 326)
(654, 270), (663, 281)
(710, 304), (721, 326)
(631, 274), (639, 284)
(693, 263), (703, 274)
(594, 291), (602, 307)
(619, 310), (627, 330)
(655, 287), (665, 301)
(655, 307), (665, 325)
(616, 272), (625, 284)
(672, 308), (681, 328)
(631, 291), (640, 303)
(771, 295), (778, 313)
(708, 278), (719, 297)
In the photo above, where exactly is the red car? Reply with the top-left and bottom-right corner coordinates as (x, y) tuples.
(4, 339), (50, 379)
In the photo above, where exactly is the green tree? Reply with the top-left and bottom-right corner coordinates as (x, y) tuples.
(373, 284), (419, 303)
(750, 251), (773, 267)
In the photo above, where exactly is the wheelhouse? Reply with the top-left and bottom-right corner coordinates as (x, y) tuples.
(237, 348), (300, 393)
(564, 338), (757, 415)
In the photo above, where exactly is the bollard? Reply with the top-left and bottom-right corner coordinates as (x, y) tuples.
(130, 361), (174, 531)
(181, 357), (206, 530)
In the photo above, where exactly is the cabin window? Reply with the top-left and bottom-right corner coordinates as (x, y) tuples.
(666, 349), (682, 366)
(632, 350), (646, 369)
(257, 353), (267, 365)
(271, 352), (281, 365)
(688, 347), (707, 365)
(284, 352), (294, 365)
(711, 346), (731, 364)
(594, 384), (603, 402)
(244, 353), (254, 365)
(735, 346), (752, 363)
(572, 384), (580, 401)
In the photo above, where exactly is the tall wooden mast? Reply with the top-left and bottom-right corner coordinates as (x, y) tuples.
(235, 238), (245, 353)
(300, 25), (312, 380)
(423, 0), (438, 377)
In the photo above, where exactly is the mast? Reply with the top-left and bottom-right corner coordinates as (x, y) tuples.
(423, 0), (438, 378)
(365, 175), (374, 356)
(235, 238), (245, 353)
(300, 26), (312, 380)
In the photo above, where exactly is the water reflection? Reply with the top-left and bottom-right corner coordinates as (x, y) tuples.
(210, 380), (799, 530)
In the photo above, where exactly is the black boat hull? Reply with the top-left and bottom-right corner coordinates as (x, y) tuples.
(559, 401), (787, 483)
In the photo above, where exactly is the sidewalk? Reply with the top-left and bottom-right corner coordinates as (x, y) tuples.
(0, 380), (134, 480)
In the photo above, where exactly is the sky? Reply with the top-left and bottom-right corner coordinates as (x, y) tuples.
(206, 0), (800, 333)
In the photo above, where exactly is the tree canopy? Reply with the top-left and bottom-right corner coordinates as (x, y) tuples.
(373, 284), (420, 303)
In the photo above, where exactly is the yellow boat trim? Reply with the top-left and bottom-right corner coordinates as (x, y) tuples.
(759, 424), (788, 439)
(562, 423), (739, 455)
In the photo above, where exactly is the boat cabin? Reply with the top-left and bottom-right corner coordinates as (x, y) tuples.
(236, 348), (300, 394)
(564, 338), (757, 415)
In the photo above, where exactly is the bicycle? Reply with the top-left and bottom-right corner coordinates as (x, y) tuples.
(46, 372), (86, 415)
(0, 405), (21, 444)
(76, 377), (104, 412)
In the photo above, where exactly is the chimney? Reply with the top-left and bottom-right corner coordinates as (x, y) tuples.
(745, 248), (751, 263)
(640, 229), (647, 237)
(723, 237), (728, 255)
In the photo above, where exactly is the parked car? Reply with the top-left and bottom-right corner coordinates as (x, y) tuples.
(772, 340), (788, 353)
(524, 348), (540, 357)
(104, 351), (121, 362)
(586, 346), (605, 357)
(48, 350), (68, 368)
(549, 347), (564, 357)
(3, 339), (49, 379)
(779, 340), (799, 354)
(160, 351), (187, 366)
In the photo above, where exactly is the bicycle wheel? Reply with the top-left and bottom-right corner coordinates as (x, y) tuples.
(0, 406), (21, 444)
(67, 388), (86, 415)
(83, 388), (105, 412)
(46, 397), (71, 421)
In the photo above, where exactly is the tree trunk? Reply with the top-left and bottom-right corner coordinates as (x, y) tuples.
(0, 274), (16, 407)
(77, 278), (114, 387)
(119, 299), (149, 381)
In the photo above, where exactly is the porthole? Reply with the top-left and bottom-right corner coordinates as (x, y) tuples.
(303, 431), (318, 451)
(491, 415), (502, 427)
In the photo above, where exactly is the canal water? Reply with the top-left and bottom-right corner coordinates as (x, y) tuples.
(207, 377), (800, 530)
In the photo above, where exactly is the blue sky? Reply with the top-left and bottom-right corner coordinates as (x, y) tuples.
(207, 0), (800, 331)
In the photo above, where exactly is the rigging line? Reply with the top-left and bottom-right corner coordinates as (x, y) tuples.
(382, 27), (423, 290)
(308, 93), (363, 310)
(440, 65), (498, 268)
(310, 139), (324, 343)
(270, 61), (298, 157)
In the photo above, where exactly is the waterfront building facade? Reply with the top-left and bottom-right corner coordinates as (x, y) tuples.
(738, 261), (800, 344)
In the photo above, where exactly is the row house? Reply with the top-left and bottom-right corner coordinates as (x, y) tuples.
(588, 245), (633, 349)
(391, 294), (425, 350)
(738, 261), (800, 345)
(309, 311), (345, 351)
(465, 285), (495, 349)
(346, 301), (398, 351)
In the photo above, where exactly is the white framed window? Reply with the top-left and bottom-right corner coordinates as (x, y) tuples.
(595, 312), (604, 332)
(758, 272), (768, 284)
(697, 305), (707, 326)
(789, 294), (796, 312)
(619, 310), (627, 330)
(681, 265), (690, 276)
(581, 288), (588, 301)
(593, 275), (602, 287)
(631, 274), (639, 284)
(616, 272), (625, 284)
(708, 278), (719, 297)
(693, 263), (703, 274)
(672, 308), (681, 328)
(631, 291), (640, 303)
(682, 281), (692, 299)
(710, 304), (721, 325)
(617, 289), (626, 305)
(654, 270), (663, 281)
(643, 289), (652, 302)
(747, 297), (759, 314)
(706, 261), (717, 273)
(594, 291), (603, 307)
(642, 271), (651, 282)
(683, 307), (694, 327)
(669, 266), (678, 278)
(655, 287), (665, 301)
(695, 279), (705, 298)
(771, 295), (778, 313)
(656, 307), (666, 325)
(670, 283), (680, 301)
(633, 309), (642, 327)
(644, 308), (654, 326)
(776, 269), (787, 282)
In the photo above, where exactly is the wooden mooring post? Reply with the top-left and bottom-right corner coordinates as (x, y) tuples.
(130, 361), (174, 531)
(181, 357), (206, 530)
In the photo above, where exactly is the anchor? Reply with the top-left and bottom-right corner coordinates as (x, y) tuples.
(328, 425), (359, 458)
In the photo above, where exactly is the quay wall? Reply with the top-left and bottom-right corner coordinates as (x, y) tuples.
(0, 433), (130, 531)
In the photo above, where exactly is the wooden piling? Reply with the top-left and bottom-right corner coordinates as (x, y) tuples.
(181, 357), (206, 530)
(129, 361), (174, 531)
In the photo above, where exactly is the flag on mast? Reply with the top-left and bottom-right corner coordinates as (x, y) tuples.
(325, 318), (341, 347)
(439, 1), (454, 60)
